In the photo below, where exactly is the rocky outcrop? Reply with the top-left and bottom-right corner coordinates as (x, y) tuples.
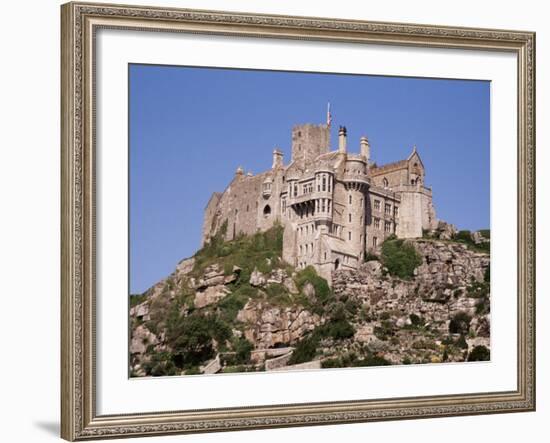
(130, 324), (159, 355)
(130, 237), (490, 376)
(194, 285), (231, 308)
(331, 239), (490, 364)
(237, 300), (322, 348)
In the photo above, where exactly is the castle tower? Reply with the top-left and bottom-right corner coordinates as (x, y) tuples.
(343, 156), (369, 259)
(272, 149), (283, 169)
(291, 124), (330, 166)
(360, 136), (370, 163)
(338, 126), (347, 153)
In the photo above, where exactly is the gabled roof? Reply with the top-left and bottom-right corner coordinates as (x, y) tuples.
(370, 146), (424, 176)
(369, 159), (408, 176)
(407, 146), (425, 169)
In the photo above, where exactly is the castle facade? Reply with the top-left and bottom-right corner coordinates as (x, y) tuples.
(202, 123), (437, 282)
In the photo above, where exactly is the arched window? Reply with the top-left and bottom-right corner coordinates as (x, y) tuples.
(334, 258), (340, 270)
(263, 205), (271, 216)
(383, 177), (389, 188)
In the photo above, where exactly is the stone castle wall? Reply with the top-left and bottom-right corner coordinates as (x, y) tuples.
(202, 122), (438, 280)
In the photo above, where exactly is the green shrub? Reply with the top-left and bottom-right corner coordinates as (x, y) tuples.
(294, 266), (331, 304)
(142, 351), (178, 377)
(166, 313), (231, 368)
(364, 252), (379, 262)
(409, 313), (423, 327)
(456, 334), (468, 349)
(479, 229), (491, 239)
(130, 293), (148, 308)
(355, 355), (391, 367)
(454, 230), (472, 242)
(449, 312), (472, 335)
(288, 335), (318, 365)
(381, 238), (422, 279)
(265, 283), (292, 305)
(475, 297), (490, 315)
(468, 345), (490, 362)
(374, 320), (394, 341)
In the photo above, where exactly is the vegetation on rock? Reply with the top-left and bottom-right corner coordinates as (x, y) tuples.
(130, 225), (491, 376)
(380, 236), (422, 279)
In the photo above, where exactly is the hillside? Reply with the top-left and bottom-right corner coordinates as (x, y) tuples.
(130, 225), (491, 376)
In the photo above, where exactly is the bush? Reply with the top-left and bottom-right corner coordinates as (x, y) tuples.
(355, 355), (391, 367)
(456, 334), (468, 349)
(409, 313), (423, 327)
(364, 252), (379, 262)
(166, 313), (231, 368)
(381, 238), (422, 279)
(288, 335), (318, 365)
(454, 230), (472, 242)
(294, 266), (331, 304)
(449, 312), (472, 335)
(142, 351), (178, 377)
(468, 345), (490, 362)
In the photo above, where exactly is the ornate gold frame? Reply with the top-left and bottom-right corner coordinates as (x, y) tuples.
(61, 2), (536, 440)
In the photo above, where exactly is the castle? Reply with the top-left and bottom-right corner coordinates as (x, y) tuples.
(202, 121), (437, 283)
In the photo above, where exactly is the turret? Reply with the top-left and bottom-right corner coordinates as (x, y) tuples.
(338, 126), (347, 153)
(360, 136), (370, 163)
(272, 149), (283, 169)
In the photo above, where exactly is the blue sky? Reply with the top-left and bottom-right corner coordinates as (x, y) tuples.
(129, 64), (490, 294)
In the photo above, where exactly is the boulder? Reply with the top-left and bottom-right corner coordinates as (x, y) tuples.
(130, 324), (158, 355)
(176, 257), (195, 275)
(283, 277), (299, 295)
(249, 268), (267, 287)
(194, 285), (231, 308)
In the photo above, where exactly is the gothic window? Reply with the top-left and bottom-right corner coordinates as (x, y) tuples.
(348, 231), (352, 241)
(383, 177), (389, 188)
(385, 221), (391, 232)
(263, 205), (271, 216)
(385, 203), (391, 215)
(322, 176), (326, 192)
(394, 206), (399, 217)
(349, 194), (352, 204)
(294, 184), (298, 197)
(374, 218), (380, 229)
(373, 236), (378, 247)
(374, 199), (381, 211)
(328, 176), (332, 192)
(349, 213), (352, 223)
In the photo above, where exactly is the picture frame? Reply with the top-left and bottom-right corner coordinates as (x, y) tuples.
(60, 1), (536, 440)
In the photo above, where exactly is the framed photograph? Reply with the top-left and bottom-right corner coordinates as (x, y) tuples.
(61, 1), (536, 440)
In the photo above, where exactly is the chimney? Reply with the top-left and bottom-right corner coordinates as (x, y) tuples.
(272, 149), (283, 169)
(338, 126), (347, 153)
(360, 136), (370, 161)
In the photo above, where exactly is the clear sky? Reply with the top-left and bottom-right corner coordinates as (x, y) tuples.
(129, 64), (490, 294)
